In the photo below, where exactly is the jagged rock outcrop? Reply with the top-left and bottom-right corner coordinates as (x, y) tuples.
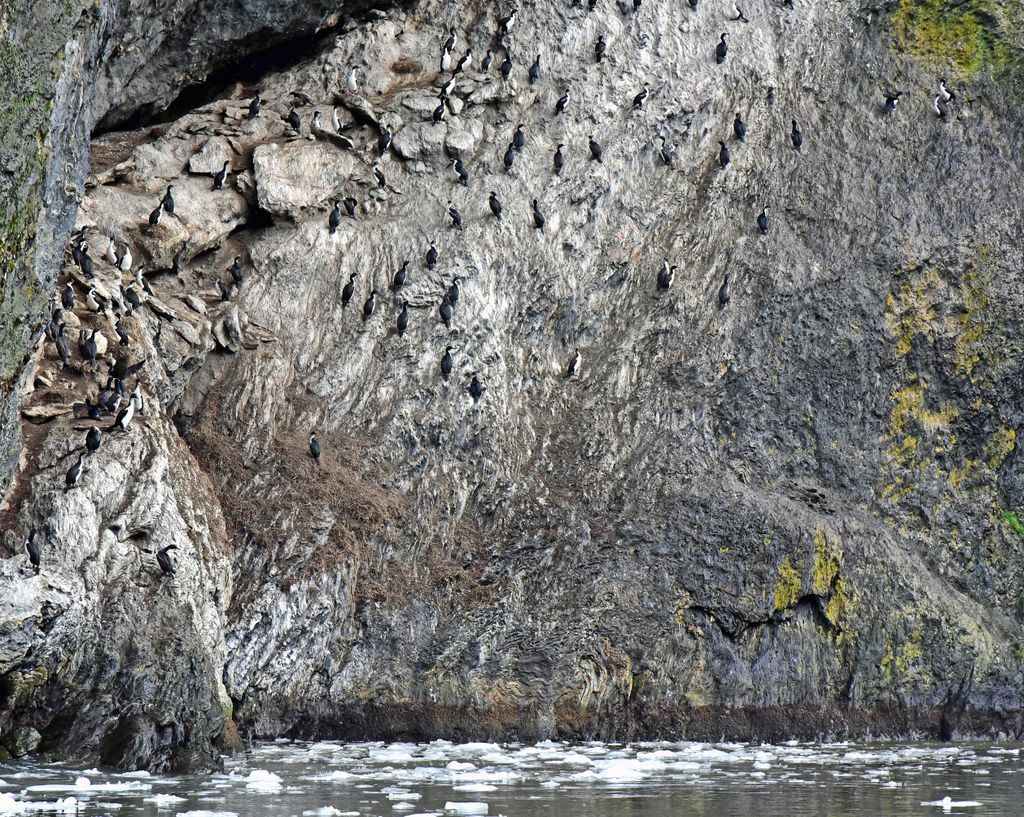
(4, 0), (1024, 769)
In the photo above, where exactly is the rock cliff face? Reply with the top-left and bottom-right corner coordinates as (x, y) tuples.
(3, 0), (1024, 769)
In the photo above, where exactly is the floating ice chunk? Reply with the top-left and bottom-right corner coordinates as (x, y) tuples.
(539, 781), (561, 789)
(74, 778), (90, 789)
(921, 797), (982, 812)
(479, 753), (516, 765)
(445, 762), (476, 771)
(594, 761), (649, 783)
(392, 803), (417, 811)
(451, 743), (500, 754)
(452, 784), (495, 792)
(387, 792), (421, 800)
(119, 771), (151, 778)
(312, 771), (355, 783)
(552, 753), (591, 765)
(443, 803), (487, 815)
(0, 795), (81, 814)
(146, 793), (187, 808)
(301, 808), (344, 817)
(243, 770), (282, 791)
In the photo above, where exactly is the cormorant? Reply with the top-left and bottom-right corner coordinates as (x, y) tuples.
(162, 185), (175, 215)
(453, 157), (469, 186)
(884, 92), (902, 115)
(342, 273), (356, 308)
(248, 91), (261, 119)
(589, 136), (603, 162)
(718, 140), (730, 167)
(532, 199), (545, 231)
(733, 113), (746, 141)
(148, 205), (162, 228)
(757, 207), (769, 235)
(791, 119), (803, 151)
(447, 276), (461, 306)
(427, 242), (438, 269)
(441, 346), (454, 381)
(25, 528), (40, 572)
(157, 544), (177, 576)
(61, 283), (74, 310)
(65, 451), (86, 489)
(397, 300), (410, 337)
(393, 261), (409, 290)
(556, 90), (569, 115)
(504, 143), (516, 171)
(632, 83), (650, 109)
(554, 143), (565, 174)
(489, 191), (503, 219)
(344, 196), (357, 218)
(309, 432), (321, 466)
(528, 54), (541, 84)
(718, 274), (731, 309)
(716, 33), (728, 64)
(468, 373), (484, 403)
(363, 289), (377, 321)
(500, 54), (513, 80)
(213, 160), (230, 190)
(595, 35), (606, 62)
(657, 259), (676, 291)
(448, 201), (463, 229)
(440, 295), (453, 329)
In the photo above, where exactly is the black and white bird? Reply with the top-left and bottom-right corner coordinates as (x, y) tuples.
(939, 78), (956, 104)
(504, 143), (516, 171)
(80, 246), (94, 278)
(65, 451), (86, 489)
(329, 202), (342, 234)
(83, 329), (98, 369)
(453, 157), (469, 186)
(433, 100), (446, 124)
(230, 256), (244, 287)
(332, 106), (342, 131)
(934, 95), (948, 120)
(489, 191), (503, 220)
(718, 140), (730, 167)
(110, 392), (140, 432)
(105, 237), (118, 265)
(595, 35), (606, 62)
(658, 137), (674, 166)
(311, 110), (324, 137)
(499, 8), (517, 36)
(86, 426), (102, 454)
(455, 49), (473, 74)
(589, 137), (603, 162)
(718, 274), (731, 309)
(733, 112), (746, 141)
(148, 204), (162, 228)
(85, 288), (105, 312)
(113, 318), (130, 347)
(554, 143), (565, 175)
(716, 33), (728, 64)
(440, 346), (454, 381)
(117, 243), (133, 272)
(632, 83), (650, 109)
(344, 196), (357, 218)
(791, 119), (803, 151)
(555, 90), (569, 116)
(309, 432), (321, 466)
(500, 53), (513, 80)
(213, 160), (230, 190)
(24, 528), (41, 572)
(347, 66), (359, 94)
(757, 207), (769, 235)
(883, 92), (902, 115)
(157, 545), (178, 576)
(481, 50), (493, 71)
(448, 201), (463, 229)
(378, 127), (392, 156)
(397, 300), (410, 337)
(426, 242), (438, 269)
(443, 28), (457, 53)
(566, 349), (582, 379)
(363, 289), (377, 321)
(532, 199), (545, 231)
(657, 259), (676, 291)
(447, 276), (461, 306)
(441, 47), (453, 72)
(248, 91), (261, 119)
(61, 282), (74, 310)
(374, 164), (386, 188)
(468, 373), (484, 403)
(393, 261), (409, 290)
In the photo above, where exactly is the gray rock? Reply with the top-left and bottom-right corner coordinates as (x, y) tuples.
(7, 726), (41, 757)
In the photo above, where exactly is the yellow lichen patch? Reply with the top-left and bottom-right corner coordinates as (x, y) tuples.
(880, 627), (925, 683)
(773, 557), (802, 613)
(984, 427), (1016, 469)
(823, 577), (848, 630)
(811, 525), (841, 596)
(885, 267), (941, 358)
(889, 383), (958, 435)
(674, 592), (692, 626)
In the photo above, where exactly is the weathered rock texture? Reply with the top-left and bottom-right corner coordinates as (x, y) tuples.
(4, 0), (1024, 769)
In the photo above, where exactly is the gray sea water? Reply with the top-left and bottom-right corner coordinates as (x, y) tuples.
(1, 739), (1021, 815)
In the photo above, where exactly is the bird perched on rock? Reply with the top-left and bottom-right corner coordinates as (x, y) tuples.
(453, 157), (469, 186)
(61, 283), (74, 310)
(658, 137), (674, 166)
(397, 300), (410, 337)
(528, 54), (541, 84)
(426, 242), (438, 269)
(554, 143), (565, 175)
(566, 349), (582, 379)
(512, 123), (526, 152)
(443, 27), (457, 53)
(230, 257), (244, 287)
(157, 545), (177, 576)
(213, 160), (230, 190)
(595, 35), (606, 62)
(933, 95), (948, 120)
(468, 373), (484, 403)
(344, 196), (357, 218)
(632, 83), (650, 109)
(24, 528), (40, 572)
(441, 48), (453, 72)
(556, 90), (569, 116)
(589, 137), (603, 162)
(532, 199), (545, 231)
(455, 49), (473, 74)
(86, 426), (102, 455)
(448, 201), (462, 230)
(757, 207), (769, 235)
(433, 100), (446, 124)
(504, 143), (516, 171)
(733, 113), (746, 141)
(309, 432), (321, 466)
(286, 108), (301, 132)
(939, 78), (956, 104)
(447, 276), (461, 307)
(489, 191), (503, 220)
(718, 274), (731, 309)
(80, 246), (94, 278)
(499, 8), (517, 37)
(162, 185), (175, 215)
(883, 91), (902, 115)
(362, 289), (377, 321)
(791, 119), (803, 151)
(393, 261), (409, 290)
(148, 205), (162, 228)
(374, 164), (386, 188)
(481, 49), (493, 71)
(716, 33), (728, 64)
(341, 273), (356, 308)
(439, 295), (453, 329)
(65, 451), (86, 490)
(718, 140), (730, 167)
(440, 346), (454, 381)
(248, 91), (261, 119)
(117, 243), (133, 272)
(378, 127), (392, 156)
(657, 259), (676, 291)
(347, 66), (359, 94)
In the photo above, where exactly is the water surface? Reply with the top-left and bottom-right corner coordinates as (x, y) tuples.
(1, 738), (1020, 815)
